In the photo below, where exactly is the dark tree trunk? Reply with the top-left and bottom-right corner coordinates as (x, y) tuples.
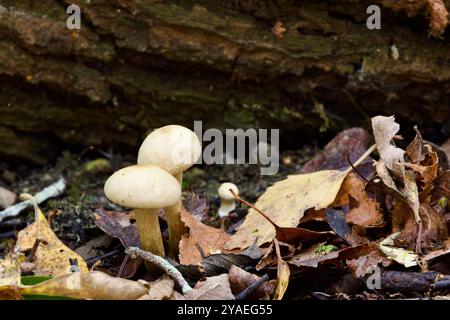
(0, 0), (449, 164)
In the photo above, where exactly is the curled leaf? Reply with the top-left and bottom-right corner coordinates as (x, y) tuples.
(20, 271), (148, 300)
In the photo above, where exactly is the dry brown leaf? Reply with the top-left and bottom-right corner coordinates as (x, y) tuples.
(20, 271), (148, 300)
(256, 241), (295, 271)
(372, 115), (405, 181)
(432, 171), (450, 204)
(301, 128), (372, 175)
(422, 239), (450, 262)
(347, 249), (391, 278)
(94, 208), (139, 248)
(183, 192), (209, 222)
(139, 275), (175, 300)
(180, 207), (231, 265)
(273, 239), (290, 300)
(405, 130), (439, 202)
(228, 265), (274, 300)
(185, 274), (235, 300)
(334, 173), (384, 228)
(15, 201), (88, 276)
(289, 242), (375, 268)
(376, 161), (420, 223)
(393, 202), (448, 253)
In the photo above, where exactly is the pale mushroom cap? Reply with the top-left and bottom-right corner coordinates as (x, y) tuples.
(104, 165), (181, 209)
(137, 125), (202, 175)
(218, 182), (239, 201)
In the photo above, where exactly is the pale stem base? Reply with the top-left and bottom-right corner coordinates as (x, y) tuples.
(166, 172), (188, 258)
(134, 208), (165, 258)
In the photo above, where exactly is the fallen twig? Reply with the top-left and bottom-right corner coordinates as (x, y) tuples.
(86, 249), (122, 267)
(0, 177), (66, 223)
(125, 246), (193, 294)
(234, 274), (270, 300)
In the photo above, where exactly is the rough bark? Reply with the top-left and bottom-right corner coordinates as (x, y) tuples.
(0, 0), (450, 164)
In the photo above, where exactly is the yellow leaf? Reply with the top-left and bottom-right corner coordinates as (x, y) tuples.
(225, 170), (349, 249)
(379, 233), (418, 268)
(15, 194), (88, 276)
(225, 145), (375, 250)
(0, 252), (23, 300)
(273, 239), (289, 300)
(20, 271), (148, 300)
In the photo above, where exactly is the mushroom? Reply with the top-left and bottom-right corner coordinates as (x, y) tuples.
(217, 182), (239, 218)
(104, 165), (181, 258)
(137, 125), (202, 257)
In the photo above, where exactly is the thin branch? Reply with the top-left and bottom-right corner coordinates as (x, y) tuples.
(125, 247), (192, 295)
(0, 177), (66, 222)
(229, 189), (280, 229)
(86, 249), (121, 267)
(235, 274), (270, 300)
(347, 153), (370, 183)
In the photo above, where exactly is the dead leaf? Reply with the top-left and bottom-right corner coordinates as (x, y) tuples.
(379, 233), (418, 267)
(180, 207), (231, 265)
(20, 271), (148, 300)
(406, 127), (427, 164)
(394, 203), (447, 253)
(225, 170), (351, 250)
(334, 173), (384, 228)
(75, 235), (113, 260)
(228, 265), (274, 300)
(372, 115), (406, 181)
(0, 186), (16, 209)
(422, 239), (450, 262)
(94, 208), (139, 248)
(325, 209), (367, 245)
(139, 275), (175, 300)
(376, 161), (420, 223)
(289, 242), (375, 268)
(273, 239), (290, 300)
(432, 171), (450, 203)
(256, 241), (295, 271)
(347, 249), (391, 278)
(183, 192), (209, 222)
(15, 199), (88, 276)
(299, 209), (326, 224)
(0, 251), (22, 300)
(301, 128), (373, 177)
(200, 252), (255, 275)
(185, 274), (235, 300)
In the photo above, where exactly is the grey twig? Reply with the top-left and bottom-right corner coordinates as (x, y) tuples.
(0, 177), (66, 222)
(125, 246), (192, 295)
(235, 273), (270, 300)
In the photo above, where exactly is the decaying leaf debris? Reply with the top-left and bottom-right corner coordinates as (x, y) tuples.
(1, 115), (450, 300)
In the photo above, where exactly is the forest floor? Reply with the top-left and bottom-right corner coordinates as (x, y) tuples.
(1, 119), (450, 300)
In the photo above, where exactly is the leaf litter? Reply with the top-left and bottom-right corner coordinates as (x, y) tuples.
(1, 115), (450, 300)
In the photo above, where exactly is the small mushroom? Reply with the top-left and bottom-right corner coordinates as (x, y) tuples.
(104, 165), (181, 258)
(217, 182), (239, 218)
(138, 125), (202, 257)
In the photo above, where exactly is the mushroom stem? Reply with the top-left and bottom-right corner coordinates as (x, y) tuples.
(134, 208), (165, 257)
(165, 172), (187, 258)
(218, 200), (236, 218)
